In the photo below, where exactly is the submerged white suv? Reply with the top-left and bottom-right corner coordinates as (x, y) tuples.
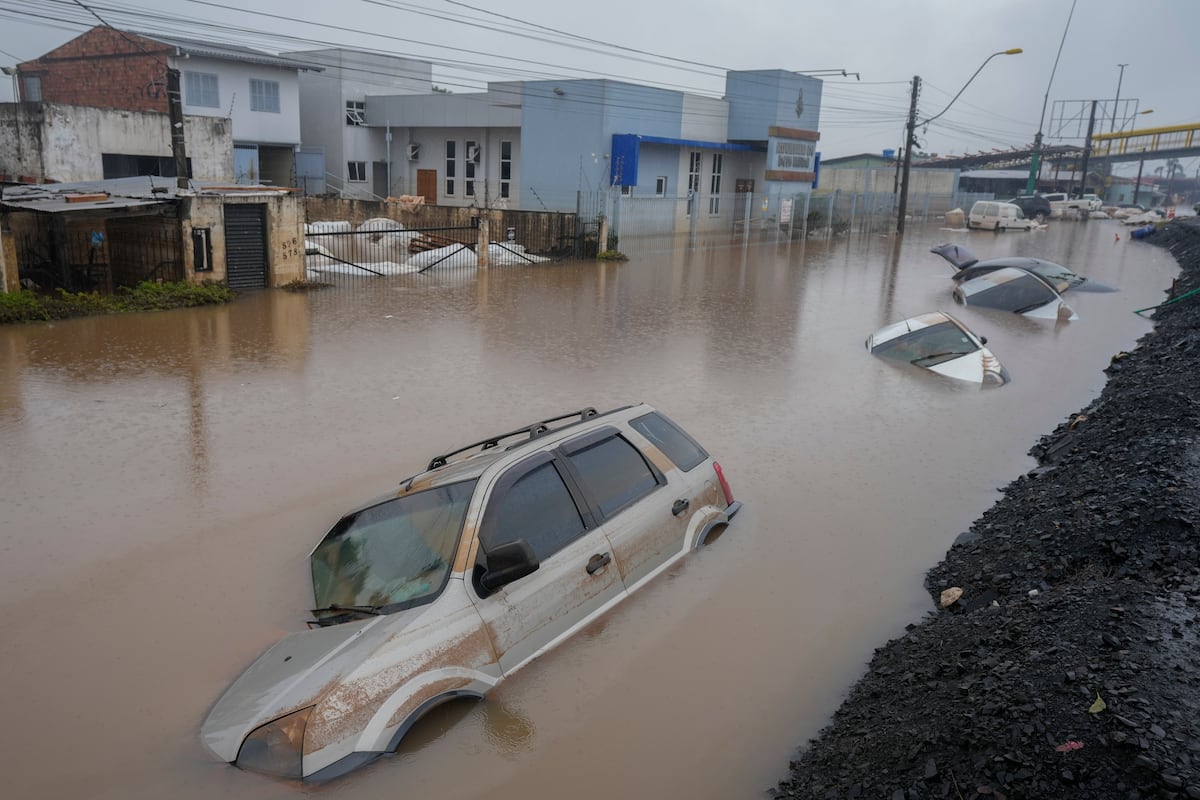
(201, 404), (741, 781)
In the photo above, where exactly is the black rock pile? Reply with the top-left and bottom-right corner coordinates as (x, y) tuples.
(776, 217), (1200, 800)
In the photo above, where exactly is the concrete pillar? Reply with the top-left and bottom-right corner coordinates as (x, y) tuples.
(0, 216), (18, 293)
(598, 214), (609, 255)
(476, 215), (489, 269)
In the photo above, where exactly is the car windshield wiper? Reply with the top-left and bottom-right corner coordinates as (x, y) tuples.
(1013, 301), (1053, 314)
(310, 603), (384, 618)
(911, 351), (971, 365)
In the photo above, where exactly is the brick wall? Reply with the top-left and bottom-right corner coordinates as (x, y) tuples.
(18, 27), (170, 113)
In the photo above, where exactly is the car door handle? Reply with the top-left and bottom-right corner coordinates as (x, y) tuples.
(672, 498), (690, 516)
(586, 552), (611, 575)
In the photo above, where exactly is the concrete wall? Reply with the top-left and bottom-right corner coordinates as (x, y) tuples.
(0, 102), (233, 183)
(820, 166), (958, 195)
(726, 71), (824, 141)
(182, 192), (305, 287)
(0, 215), (18, 292)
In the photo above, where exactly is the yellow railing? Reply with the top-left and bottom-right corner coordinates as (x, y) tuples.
(1091, 122), (1200, 157)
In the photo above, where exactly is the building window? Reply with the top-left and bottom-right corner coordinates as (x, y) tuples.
(20, 74), (42, 102)
(345, 100), (365, 126)
(184, 71), (218, 108)
(444, 140), (456, 196)
(465, 139), (477, 197)
(620, 185), (632, 196)
(250, 79), (280, 113)
(708, 153), (723, 215)
(347, 161), (367, 182)
(655, 176), (667, 196)
(500, 140), (512, 199)
(102, 153), (191, 179)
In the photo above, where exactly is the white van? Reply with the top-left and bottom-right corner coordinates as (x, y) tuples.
(968, 201), (1034, 232)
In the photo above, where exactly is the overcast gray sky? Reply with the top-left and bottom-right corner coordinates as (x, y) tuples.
(2, 0), (1198, 172)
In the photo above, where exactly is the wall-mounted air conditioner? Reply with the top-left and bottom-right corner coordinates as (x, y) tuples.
(406, 143), (420, 161)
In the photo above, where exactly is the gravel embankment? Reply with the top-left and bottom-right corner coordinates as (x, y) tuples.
(776, 217), (1200, 800)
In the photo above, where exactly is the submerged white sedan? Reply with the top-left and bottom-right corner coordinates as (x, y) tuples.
(867, 311), (1010, 385)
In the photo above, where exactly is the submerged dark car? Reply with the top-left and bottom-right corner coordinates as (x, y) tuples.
(930, 242), (1117, 294)
(1006, 195), (1052, 223)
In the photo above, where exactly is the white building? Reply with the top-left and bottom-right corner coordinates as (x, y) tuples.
(283, 49), (433, 198)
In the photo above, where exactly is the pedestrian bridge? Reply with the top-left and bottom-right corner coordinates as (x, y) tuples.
(1090, 122), (1200, 164)
(921, 121), (1200, 169)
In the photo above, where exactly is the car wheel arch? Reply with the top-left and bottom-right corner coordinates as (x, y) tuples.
(691, 507), (735, 548)
(382, 689), (485, 753)
(351, 667), (497, 755)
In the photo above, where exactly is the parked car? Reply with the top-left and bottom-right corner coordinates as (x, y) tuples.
(201, 404), (741, 782)
(968, 200), (1035, 232)
(1040, 192), (1070, 218)
(930, 242), (1117, 293)
(866, 311), (1009, 385)
(952, 266), (1078, 321)
(1066, 193), (1103, 213)
(1006, 195), (1052, 223)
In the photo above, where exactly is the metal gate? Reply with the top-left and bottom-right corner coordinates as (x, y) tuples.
(224, 204), (267, 289)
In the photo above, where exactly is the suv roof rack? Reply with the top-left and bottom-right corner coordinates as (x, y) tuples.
(425, 406), (626, 472)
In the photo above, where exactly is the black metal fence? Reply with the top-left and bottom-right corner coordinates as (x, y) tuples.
(303, 222), (563, 284)
(14, 216), (181, 293)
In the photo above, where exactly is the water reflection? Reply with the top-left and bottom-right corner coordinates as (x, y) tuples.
(0, 219), (1182, 800)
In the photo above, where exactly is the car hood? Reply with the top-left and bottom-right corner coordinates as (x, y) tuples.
(201, 609), (423, 762)
(925, 348), (1010, 385)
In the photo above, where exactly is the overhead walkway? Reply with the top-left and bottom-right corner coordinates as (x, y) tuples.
(918, 121), (1200, 170)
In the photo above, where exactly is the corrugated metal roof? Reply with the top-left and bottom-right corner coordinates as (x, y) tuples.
(132, 32), (322, 72)
(1, 176), (292, 213)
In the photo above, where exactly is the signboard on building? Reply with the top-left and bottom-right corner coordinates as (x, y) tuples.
(764, 126), (820, 183)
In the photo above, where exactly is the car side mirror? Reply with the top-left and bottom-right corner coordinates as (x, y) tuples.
(478, 539), (539, 595)
(979, 336), (987, 345)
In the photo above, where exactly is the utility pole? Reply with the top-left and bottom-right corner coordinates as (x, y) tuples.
(896, 75), (920, 235)
(1076, 100), (1098, 197)
(166, 67), (189, 190)
(1133, 149), (1146, 206)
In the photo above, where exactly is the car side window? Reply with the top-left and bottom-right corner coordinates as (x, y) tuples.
(564, 433), (661, 519)
(484, 460), (586, 562)
(630, 412), (708, 471)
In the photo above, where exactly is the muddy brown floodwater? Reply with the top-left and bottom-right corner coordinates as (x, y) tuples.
(0, 219), (1179, 799)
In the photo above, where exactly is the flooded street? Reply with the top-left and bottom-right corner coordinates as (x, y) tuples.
(0, 219), (1179, 799)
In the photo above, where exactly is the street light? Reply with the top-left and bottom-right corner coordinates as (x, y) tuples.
(1111, 63), (1128, 133)
(897, 48), (1022, 234)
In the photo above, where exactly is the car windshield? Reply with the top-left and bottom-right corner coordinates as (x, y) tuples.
(968, 273), (1057, 313)
(311, 480), (477, 613)
(872, 321), (979, 366)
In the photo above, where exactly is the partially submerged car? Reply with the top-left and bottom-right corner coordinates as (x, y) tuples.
(952, 266), (1078, 321)
(968, 200), (1035, 232)
(1006, 195), (1052, 223)
(201, 404), (740, 782)
(930, 242), (1116, 293)
(866, 311), (1009, 385)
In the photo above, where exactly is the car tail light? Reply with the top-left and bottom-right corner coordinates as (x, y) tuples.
(713, 461), (734, 507)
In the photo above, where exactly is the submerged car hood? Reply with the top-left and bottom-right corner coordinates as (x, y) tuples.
(201, 607), (428, 762)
